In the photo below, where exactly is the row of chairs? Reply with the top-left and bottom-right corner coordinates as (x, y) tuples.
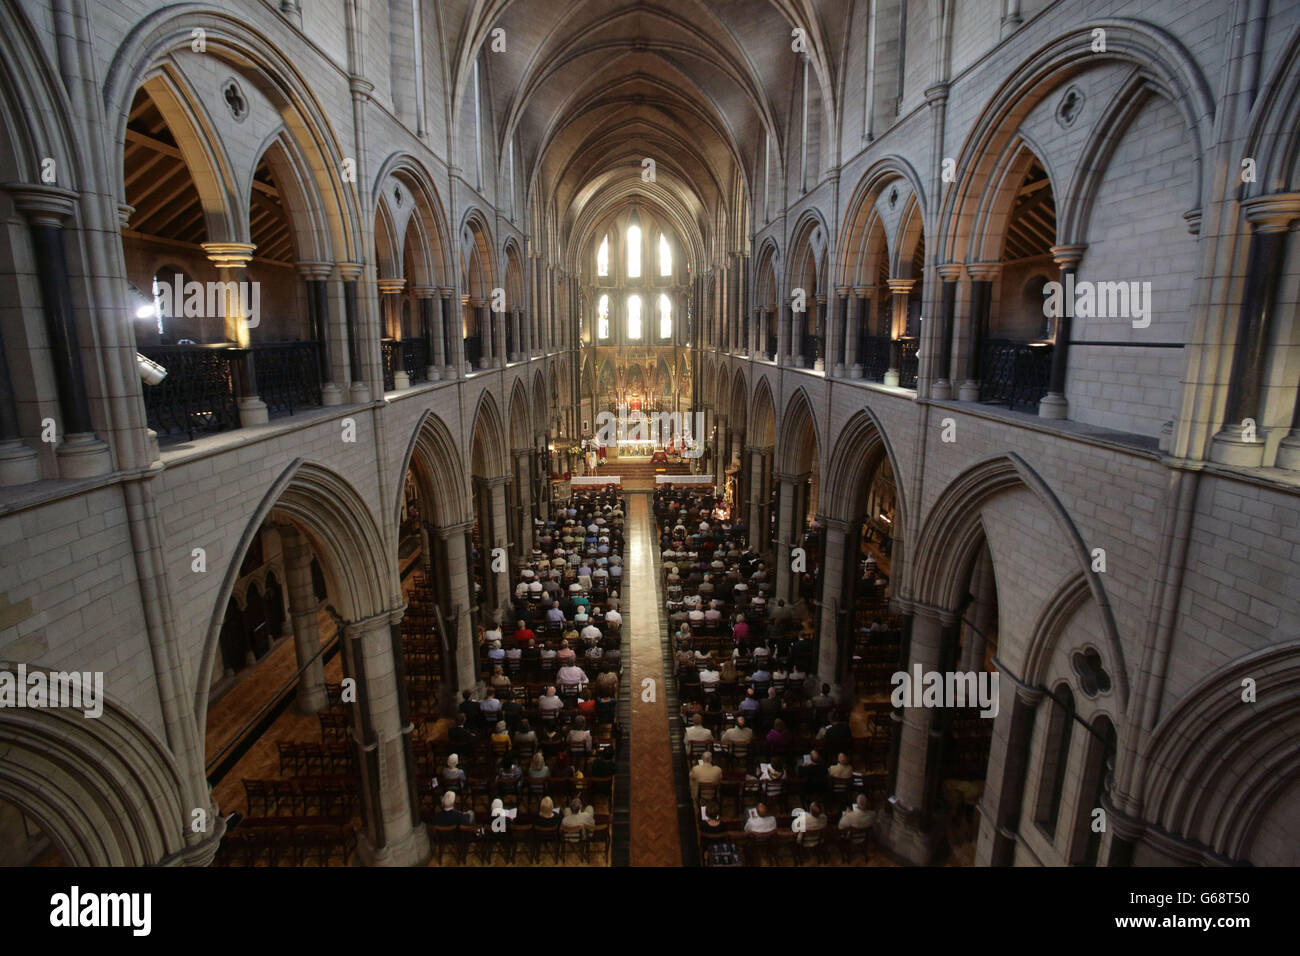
(242, 777), (359, 817)
(700, 824), (872, 867)
(277, 740), (354, 776)
(429, 819), (611, 866)
(214, 821), (356, 867)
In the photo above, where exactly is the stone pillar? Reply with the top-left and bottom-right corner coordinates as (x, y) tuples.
(1001, 0), (1023, 37)
(1039, 245), (1087, 419)
(746, 445), (768, 552)
(1276, 379), (1300, 471)
(0, 323), (39, 485)
(512, 449), (534, 562)
(439, 288), (458, 379)
(814, 293), (828, 371)
(343, 609), (431, 866)
(280, 525), (328, 714)
(932, 264), (963, 400)
(199, 241), (269, 427)
(415, 286), (440, 382)
(436, 520), (477, 692)
(337, 263), (370, 403)
(299, 261), (343, 406)
(5, 185), (110, 478)
(790, 297), (804, 368)
(959, 263), (1000, 402)
(884, 278), (914, 387)
(816, 516), (852, 692)
(377, 278), (408, 389)
(833, 287), (850, 377)
(1210, 194), (1300, 466)
(773, 472), (805, 601)
(495, 299), (509, 368)
(985, 684), (1042, 866)
(857, 285), (875, 378)
(883, 606), (952, 864)
(478, 475), (511, 622)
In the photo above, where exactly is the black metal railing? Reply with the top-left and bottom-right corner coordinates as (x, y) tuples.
(801, 335), (821, 368)
(860, 335), (890, 382)
(402, 338), (429, 385)
(381, 339), (399, 391)
(138, 345), (239, 440)
(765, 333), (778, 360)
(978, 339), (1053, 412)
(253, 342), (322, 416)
(899, 338), (919, 389)
(464, 335), (482, 369)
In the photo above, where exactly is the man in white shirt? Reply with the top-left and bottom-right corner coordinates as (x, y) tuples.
(683, 712), (715, 751)
(839, 794), (876, 830)
(721, 716), (752, 748)
(744, 802), (777, 834)
(698, 664), (720, 686)
(580, 622), (602, 644)
(538, 686), (563, 713)
(604, 608), (622, 628)
(557, 663), (589, 688)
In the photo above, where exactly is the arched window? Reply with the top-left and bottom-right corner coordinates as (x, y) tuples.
(1035, 684), (1075, 839)
(627, 294), (642, 339)
(659, 234), (672, 277)
(597, 234), (609, 277)
(627, 224), (641, 279)
(658, 293), (672, 339)
(597, 294), (610, 341)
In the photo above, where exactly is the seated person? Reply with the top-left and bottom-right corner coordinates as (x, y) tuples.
(796, 800), (829, 844)
(527, 751), (551, 780)
(567, 715), (594, 755)
(744, 801), (777, 834)
(683, 712), (715, 751)
(538, 686), (564, 713)
(535, 796), (561, 833)
(689, 751), (723, 800)
(513, 719), (538, 750)
(478, 688), (502, 720)
(839, 794), (877, 830)
(561, 797), (596, 834)
(433, 791), (473, 826)
(829, 752), (854, 780)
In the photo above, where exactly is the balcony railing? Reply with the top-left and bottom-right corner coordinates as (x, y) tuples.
(254, 342), (322, 416)
(464, 335), (482, 369)
(139, 342), (323, 441)
(381, 339), (398, 391)
(859, 335), (890, 382)
(402, 338), (429, 384)
(801, 335), (821, 368)
(899, 338), (919, 389)
(978, 339), (1053, 412)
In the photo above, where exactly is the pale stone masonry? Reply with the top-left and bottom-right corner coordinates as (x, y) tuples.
(0, 0), (1296, 868)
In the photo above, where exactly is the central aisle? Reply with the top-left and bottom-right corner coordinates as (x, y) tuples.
(625, 493), (683, 865)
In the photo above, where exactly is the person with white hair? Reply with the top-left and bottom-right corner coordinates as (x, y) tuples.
(839, 794), (877, 830)
(433, 790), (473, 826)
(440, 754), (466, 789)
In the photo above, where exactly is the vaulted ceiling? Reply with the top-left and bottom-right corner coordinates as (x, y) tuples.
(442, 0), (850, 270)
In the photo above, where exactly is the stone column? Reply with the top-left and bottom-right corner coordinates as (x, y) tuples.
(494, 299), (508, 368)
(816, 516), (852, 693)
(883, 606), (952, 864)
(1039, 245), (1087, 419)
(884, 278), (914, 387)
(199, 241), (269, 427)
(280, 525), (328, 714)
(1210, 194), (1300, 466)
(0, 323), (39, 485)
(814, 294), (828, 371)
(959, 263), (1000, 402)
(746, 445), (767, 551)
(343, 609), (431, 866)
(436, 520), (477, 692)
(932, 264), (963, 400)
(299, 261), (343, 406)
(1276, 381), (1300, 471)
(773, 472), (805, 601)
(852, 285), (872, 378)
(439, 288), (458, 379)
(790, 297), (804, 368)
(833, 287), (851, 377)
(476, 475), (511, 622)
(337, 263), (369, 403)
(512, 448), (534, 561)
(415, 286), (440, 381)
(377, 278), (408, 389)
(5, 185), (111, 478)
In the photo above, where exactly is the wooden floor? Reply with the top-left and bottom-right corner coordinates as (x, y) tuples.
(625, 493), (684, 865)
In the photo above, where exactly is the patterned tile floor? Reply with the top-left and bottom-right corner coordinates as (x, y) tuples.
(626, 493), (684, 866)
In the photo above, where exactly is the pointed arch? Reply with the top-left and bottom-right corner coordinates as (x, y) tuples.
(775, 385), (820, 476)
(910, 454), (1127, 708)
(751, 374), (776, 447)
(837, 155), (928, 287)
(195, 460), (395, 724)
(470, 388), (509, 477)
(0, 666), (197, 866)
(394, 409), (472, 529)
(508, 377), (532, 448)
(820, 406), (911, 573)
